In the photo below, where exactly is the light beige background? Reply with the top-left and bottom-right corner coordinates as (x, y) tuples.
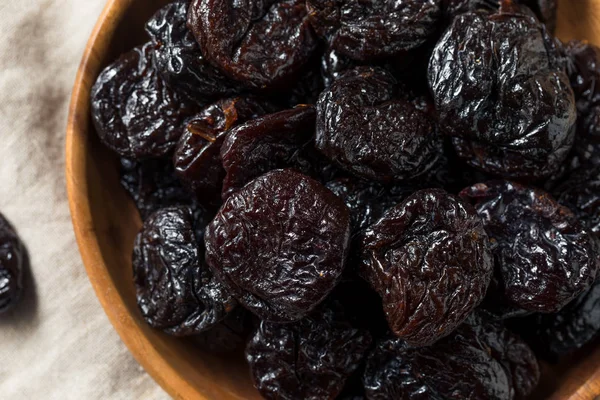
(0, 1), (168, 398)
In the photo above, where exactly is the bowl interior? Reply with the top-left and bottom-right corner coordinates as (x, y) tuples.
(66, 0), (600, 399)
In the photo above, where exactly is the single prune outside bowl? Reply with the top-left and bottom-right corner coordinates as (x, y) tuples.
(65, 0), (600, 399)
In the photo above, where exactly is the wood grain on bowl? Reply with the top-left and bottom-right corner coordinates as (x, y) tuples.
(66, 0), (600, 399)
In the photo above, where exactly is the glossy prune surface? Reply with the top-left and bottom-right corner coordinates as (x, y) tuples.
(307, 0), (441, 61)
(461, 181), (600, 312)
(133, 206), (236, 336)
(145, 1), (240, 103)
(173, 96), (277, 206)
(429, 5), (576, 179)
(0, 214), (23, 314)
(316, 67), (441, 183)
(91, 43), (199, 159)
(220, 105), (316, 200)
(188, 0), (318, 90)
(360, 189), (493, 346)
(363, 313), (539, 400)
(245, 303), (372, 400)
(205, 169), (350, 322)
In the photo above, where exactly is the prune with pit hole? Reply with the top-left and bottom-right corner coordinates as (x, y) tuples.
(360, 188), (493, 346)
(526, 279), (600, 358)
(220, 105), (316, 200)
(120, 157), (194, 220)
(91, 43), (199, 159)
(194, 307), (255, 353)
(306, 0), (441, 61)
(245, 303), (372, 400)
(553, 168), (600, 235)
(0, 214), (23, 314)
(429, 5), (576, 180)
(133, 206), (236, 336)
(325, 178), (414, 235)
(173, 97), (277, 206)
(364, 314), (539, 400)
(188, 0), (318, 90)
(460, 181), (600, 312)
(205, 169), (351, 322)
(145, 1), (240, 103)
(316, 66), (441, 183)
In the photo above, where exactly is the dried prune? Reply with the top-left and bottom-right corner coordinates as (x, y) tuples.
(524, 278), (600, 358)
(460, 181), (600, 312)
(173, 97), (277, 206)
(553, 168), (600, 235)
(364, 314), (539, 400)
(564, 41), (600, 167)
(467, 313), (540, 399)
(205, 169), (350, 322)
(245, 303), (371, 400)
(326, 178), (414, 235)
(442, 0), (556, 32)
(145, 1), (240, 103)
(91, 43), (199, 159)
(120, 157), (194, 220)
(429, 5), (576, 180)
(220, 105), (316, 200)
(307, 0), (441, 61)
(360, 189), (493, 346)
(0, 214), (24, 314)
(133, 206), (236, 336)
(316, 66), (441, 183)
(188, 0), (318, 90)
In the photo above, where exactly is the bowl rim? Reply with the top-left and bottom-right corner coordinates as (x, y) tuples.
(65, 1), (600, 399)
(65, 0), (203, 399)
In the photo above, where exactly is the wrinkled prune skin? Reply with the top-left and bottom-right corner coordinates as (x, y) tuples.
(360, 189), (493, 346)
(120, 157), (194, 220)
(0, 214), (23, 314)
(173, 97), (277, 206)
(188, 0), (318, 90)
(220, 105), (316, 200)
(429, 6), (576, 180)
(442, 0), (556, 31)
(364, 314), (539, 400)
(205, 169), (351, 322)
(316, 67), (441, 183)
(553, 168), (600, 235)
(145, 1), (240, 103)
(91, 43), (199, 159)
(468, 313), (540, 399)
(461, 181), (600, 312)
(133, 206), (236, 336)
(526, 278), (600, 358)
(245, 303), (372, 400)
(564, 41), (600, 167)
(307, 0), (441, 61)
(326, 178), (414, 236)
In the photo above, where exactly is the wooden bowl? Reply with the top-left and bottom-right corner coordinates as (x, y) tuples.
(66, 1), (600, 399)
